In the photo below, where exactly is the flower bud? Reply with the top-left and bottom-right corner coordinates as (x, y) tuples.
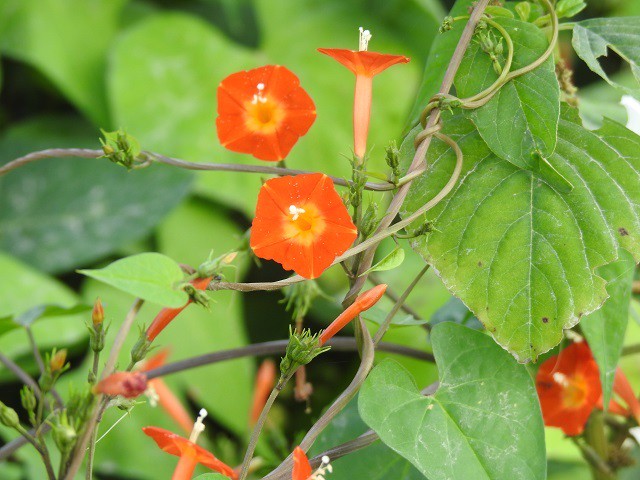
(51, 411), (77, 454)
(92, 298), (104, 326)
(0, 402), (19, 429)
(20, 387), (37, 415)
(280, 328), (330, 380)
(50, 349), (68, 373)
(95, 371), (148, 399)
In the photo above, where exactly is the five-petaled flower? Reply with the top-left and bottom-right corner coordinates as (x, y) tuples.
(143, 409), (238, 480)
(318, 27), (410, 159)
(217, 65), (316, 161)
(250, 173), (357, 279)
(535, 341), (602, 436)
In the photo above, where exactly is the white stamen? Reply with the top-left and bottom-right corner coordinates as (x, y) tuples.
(251, 83), (268, 104)
(358, 26), (372, 51)
(189, 408), (208, 443)
(552, 372), (569, 387)
(289, 205), (306, 221)
(310, 455), (333, 479)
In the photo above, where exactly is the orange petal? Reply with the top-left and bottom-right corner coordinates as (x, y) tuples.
(216, 65), (316, 161)
(317, 48), (410, 77)
(292, 446), (312, 480)
(250, 359), (277, 425)
(149, 378), (194, 435)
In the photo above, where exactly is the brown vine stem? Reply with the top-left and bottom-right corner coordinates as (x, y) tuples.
(342, 0), (491, 307)
(0, 148), (395, 192)
(0, 352), (43, 401)
(64, 298), (144, 480)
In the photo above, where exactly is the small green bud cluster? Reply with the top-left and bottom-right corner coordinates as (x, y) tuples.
(348, 157), (368, 210)
(51, 410), (77, 455)
(20, 387), (37, 425)
(439, 16), (454, 33)
(360, 203), (379, 239)
(279, 327), (330, 380)
(385, 142), (401, 184)
(474, 23), (504, 75)
(281, 281), (321, 322)
(131, 328), (153, 365)
(99, 128), (142, 169)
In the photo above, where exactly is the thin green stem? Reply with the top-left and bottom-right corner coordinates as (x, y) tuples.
(238, 373), (293, 480)
(85, 427), (99, 480)
(372, 264), (430, 345)
(15, 424), (56, 480)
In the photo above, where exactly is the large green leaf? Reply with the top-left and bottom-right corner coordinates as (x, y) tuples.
(401, 106), (640, 361)
(581, 249), (635, 408)
(0, 253), (86, 370)
(572, 18), (640, 93)
(311, 396), (425, 479)
(79, 253), (189, 308)
(0, 117), (191, 274)
(455, 18), (560, 170)
(359, 323), (545, 480)
(0, 0), (127, 124)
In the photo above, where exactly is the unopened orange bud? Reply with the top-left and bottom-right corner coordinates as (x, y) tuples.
(95, 371), (148, 399)
(50, 349), (68, 372)
(319, 284), (387, 345)
(92, 298), (104, 326)
(250, 359), (277, 425)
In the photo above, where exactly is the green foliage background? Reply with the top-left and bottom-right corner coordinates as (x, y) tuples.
(0, 0), (639, 479)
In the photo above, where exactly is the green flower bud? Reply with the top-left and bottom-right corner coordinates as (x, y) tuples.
(0, 402), (20, 429)
(280, 327), (330, 379)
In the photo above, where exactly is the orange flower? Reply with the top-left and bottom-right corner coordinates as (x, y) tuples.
(292, 447), (312, 480)
(217, 65), (316, 161)
(319, 284), (387, 345)
(249, 359), (277, 425)
(318, 28), (409, 159)
(141, 349), (193, 435)
(250, 173), (357, 279)
(144, 409), (238, 480)
(535, 341), (602, 436)
(146, 277), (212, 342)
(95, 371), (148, 399)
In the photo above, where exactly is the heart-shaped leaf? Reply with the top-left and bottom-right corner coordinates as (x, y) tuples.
(581, 249), (635, 408)
(401, 106), (640, 361)
(359, 323), (546, 480)
(79, 253), (189, 307)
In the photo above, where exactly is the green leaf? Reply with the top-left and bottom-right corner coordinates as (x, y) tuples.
(311, 395), (425, 479)
(401, 106), (640, 361)
(0, 304), (91, 338)
(456, 17), (560, 172)
(0, 117), (191, 274)
(406, 0), (475, 130)
(0, 0), (127, 124)
(572, 18), (640, 93)
(0, 253), (86, 368)
(556, 0), (586, 19)
(581, 249), (635, 408)
(429, 296), (483, 331)
(78, 253), (189, 308)
(359, 323), (546, 480)
(361, 246), (405, 275)
(362, 306), (427, 327)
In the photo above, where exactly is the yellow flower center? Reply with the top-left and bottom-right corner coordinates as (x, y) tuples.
(284, 203), (326, 246)
(245, 83), (284, 134)
(554, 372), (587, 408)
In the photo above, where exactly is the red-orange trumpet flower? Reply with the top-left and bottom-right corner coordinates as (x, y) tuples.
(146, 277), (211, 342)
(535, 341), (602, 436)
(250, 173), (357, 279)
(142, 349), (193, 435)
(249, 359), (277, 425)
(320, 284), (387, 345)
(144, 409), (238, 480)
(217, 65), (316, 161)
(318, 28), (409, 159)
